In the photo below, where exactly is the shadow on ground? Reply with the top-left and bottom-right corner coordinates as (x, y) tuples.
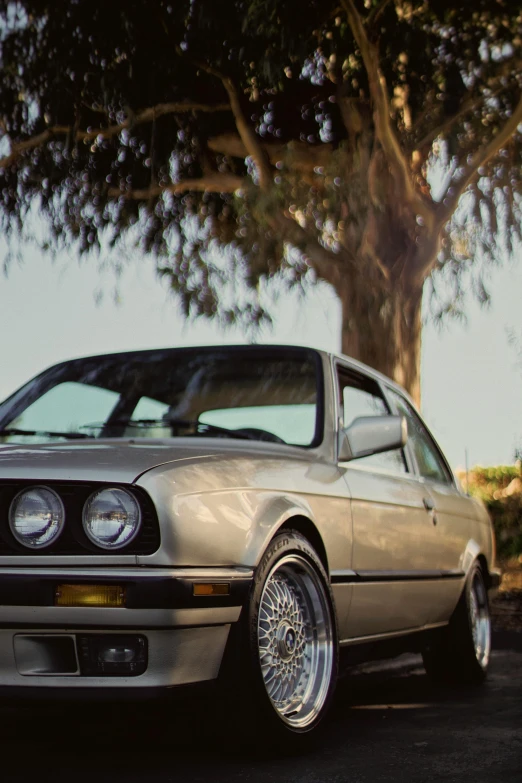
(1, 631), (520, 783)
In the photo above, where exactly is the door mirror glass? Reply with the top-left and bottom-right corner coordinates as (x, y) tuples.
(338, 415), (408, 462)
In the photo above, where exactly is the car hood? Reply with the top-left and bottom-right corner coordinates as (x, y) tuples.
(0, 437), (308, 484)
(0, 439), (221, 483)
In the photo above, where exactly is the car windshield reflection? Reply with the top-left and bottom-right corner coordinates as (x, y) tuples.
(0, 347), (321, 447)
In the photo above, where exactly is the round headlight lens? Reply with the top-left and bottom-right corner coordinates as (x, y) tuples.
(9, 486), (65, 549)
(83, 488), (141, 550)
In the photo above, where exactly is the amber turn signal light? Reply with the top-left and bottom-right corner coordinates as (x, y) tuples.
(193, 583), (230, 596)
(55, 584), (126, 607)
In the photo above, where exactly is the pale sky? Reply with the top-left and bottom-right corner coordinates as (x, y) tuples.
(0, 246), (520, 470)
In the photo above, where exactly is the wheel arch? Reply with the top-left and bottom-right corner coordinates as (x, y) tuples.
(455, 552), (493, 608)
(476, 553), (488, 575)
(276, 515), (329, 574)
(462, 539), (493, 582)
(476, 552), (498, 590)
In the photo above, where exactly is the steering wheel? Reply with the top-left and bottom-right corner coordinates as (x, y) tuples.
(235, 427), (286, 444)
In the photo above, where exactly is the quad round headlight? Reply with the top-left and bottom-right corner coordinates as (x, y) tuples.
(83, 488), (141, 550)
(9, 486), (65, 549)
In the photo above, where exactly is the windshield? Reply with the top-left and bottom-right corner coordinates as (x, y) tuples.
(0, 347), (322, 448)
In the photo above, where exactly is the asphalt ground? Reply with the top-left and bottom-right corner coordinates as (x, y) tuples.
(1, 629), (520, 783)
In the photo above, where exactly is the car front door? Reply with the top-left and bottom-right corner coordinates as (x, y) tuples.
(385, 387), (473, 626)
(336, 364), (451, 640)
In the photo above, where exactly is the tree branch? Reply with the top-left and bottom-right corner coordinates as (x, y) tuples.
(273, 212), (352, 288)
(0, 101), (230, 170)
(366, 0), (393, 29)
(412, 79), (520, 154)
(176, 50), (346, 282)
(177, 49), (274, 191)
(0, 129), (56, 169)
(407, 92), (522, 287)
(208, 133), (332, 172)
(413, 96), (484, 154)
(221, 78), (274, 191)
(340, 0), (433, 225)
(108, 173), (244, 200)
(436, 94), (522, 226)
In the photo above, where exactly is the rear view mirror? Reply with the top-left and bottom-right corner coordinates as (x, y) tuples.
(338, 415), (407, 462)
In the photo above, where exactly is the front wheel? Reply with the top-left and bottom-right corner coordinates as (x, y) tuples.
(423, 562), (491, 684)
(221, 531), (338, 743)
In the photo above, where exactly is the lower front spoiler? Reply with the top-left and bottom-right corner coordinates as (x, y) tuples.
(0, 566), (252, 692)
(0, 625), (231, 691)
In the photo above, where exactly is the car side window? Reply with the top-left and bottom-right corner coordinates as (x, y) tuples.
(387, 389), (452, 485)
(338, 370), (407, 474)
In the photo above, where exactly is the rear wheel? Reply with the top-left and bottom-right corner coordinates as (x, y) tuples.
(221, 531), (338, 744)
(423, 562), (491, 684)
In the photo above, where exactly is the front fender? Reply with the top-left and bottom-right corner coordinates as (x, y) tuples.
(137, 479), (317, 568)
(460, 539), (482, 578)
(134, 455), (351, 569)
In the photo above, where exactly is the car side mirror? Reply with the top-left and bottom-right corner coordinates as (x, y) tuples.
(338, 415), (407, 462)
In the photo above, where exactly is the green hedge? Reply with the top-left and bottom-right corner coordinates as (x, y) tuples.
(456, 465), (522, 559)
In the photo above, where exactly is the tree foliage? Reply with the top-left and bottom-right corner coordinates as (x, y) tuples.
(459, 465), (522, 559)
(0, 0), (521, 399)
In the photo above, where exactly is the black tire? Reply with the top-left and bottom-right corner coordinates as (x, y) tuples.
(219, 530), (338, 746)
(422, 562), (491, 684)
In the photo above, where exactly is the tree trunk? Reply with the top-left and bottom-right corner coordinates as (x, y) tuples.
(338, 278), (423, 407)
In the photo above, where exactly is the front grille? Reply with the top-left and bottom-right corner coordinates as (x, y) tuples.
(0, 481), (160, 556)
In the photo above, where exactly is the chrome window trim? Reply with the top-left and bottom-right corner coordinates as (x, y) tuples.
(338, 459), (422, 481)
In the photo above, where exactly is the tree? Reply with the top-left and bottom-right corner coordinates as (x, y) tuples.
(0, 0), (521, 403)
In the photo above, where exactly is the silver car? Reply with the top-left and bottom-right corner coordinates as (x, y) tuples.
(0, 345), (499, 740)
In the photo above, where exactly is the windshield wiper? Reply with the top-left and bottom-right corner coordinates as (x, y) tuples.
(82, 419), (261, 441)
(0, 428), (94, 440)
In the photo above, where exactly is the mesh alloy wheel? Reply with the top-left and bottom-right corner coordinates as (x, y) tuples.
(422, 562), (491, 684)
(257, 551), (335, 729)
(469, 568), (491, 671)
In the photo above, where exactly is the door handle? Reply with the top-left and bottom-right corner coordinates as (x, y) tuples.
(423, 496), (437, 525)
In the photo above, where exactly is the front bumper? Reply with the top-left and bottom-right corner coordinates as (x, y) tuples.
(0, 566), (252, 691)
